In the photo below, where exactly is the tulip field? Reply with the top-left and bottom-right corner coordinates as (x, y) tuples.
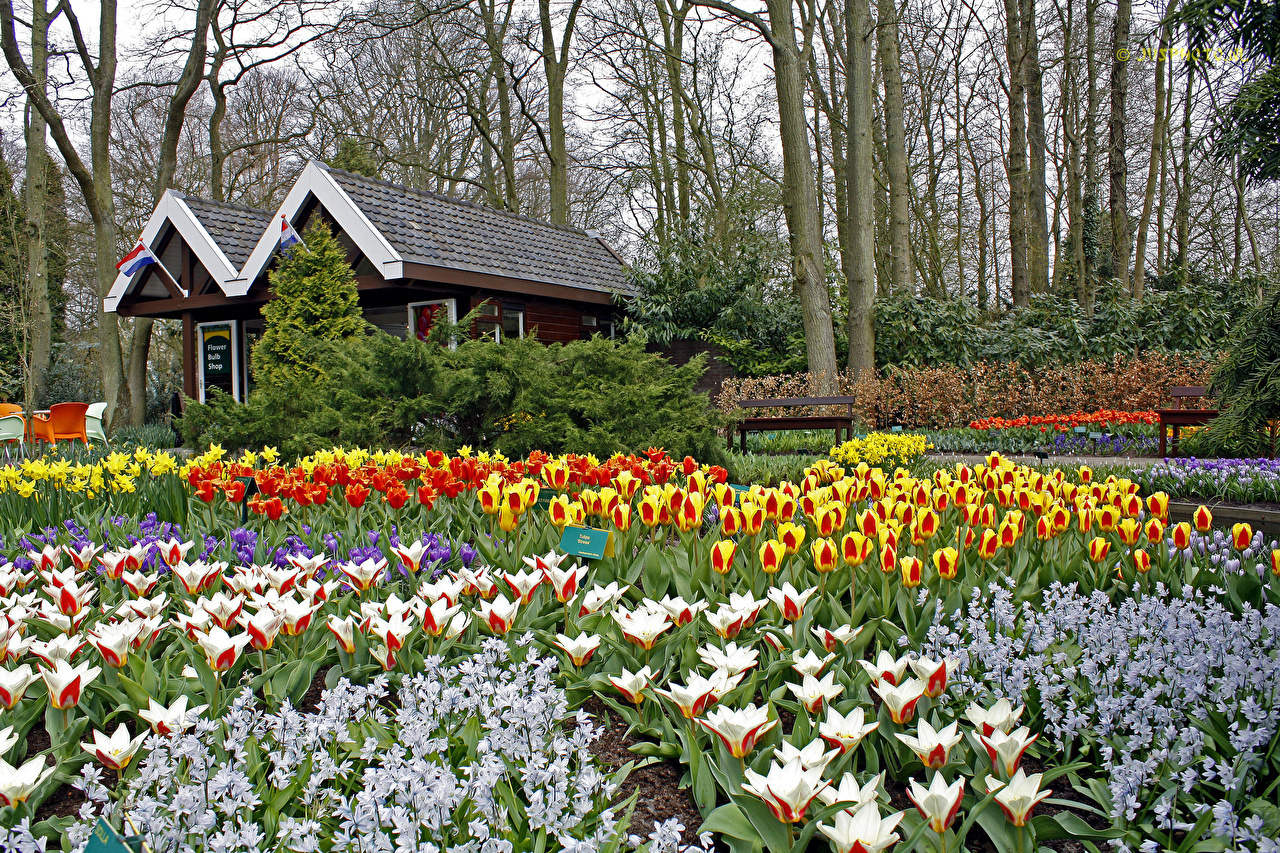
(0, 444), (1277, 853)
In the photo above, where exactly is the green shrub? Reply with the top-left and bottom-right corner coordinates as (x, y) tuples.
(253, 221), (364, 387)
(180, 331), (727, 462)
(1184, 286), (1279, 457)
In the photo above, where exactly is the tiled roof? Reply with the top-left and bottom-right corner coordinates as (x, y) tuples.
(326, 168), (635, 298)
(181, 195), (273, 271)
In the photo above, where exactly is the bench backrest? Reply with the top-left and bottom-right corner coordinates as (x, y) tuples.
(1170, 386), (1208, 410)
(740, 396), (857, 408)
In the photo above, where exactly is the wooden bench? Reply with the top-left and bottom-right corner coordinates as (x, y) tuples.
(1156, 386), (1217, 457)
(730, 396), (857, 452)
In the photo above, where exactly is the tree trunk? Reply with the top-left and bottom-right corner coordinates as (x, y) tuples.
(24, 0), (50, 406)
(658, 0), (692, 227)
(1156, 53), (1171, 274)
(846, 0), (876, 374)
(876, 0), (910, 295)
(1132, 25), (1168, 300)
(1108, 0), (1131, 291)
(1004, 0), (1030, 307)
(1021, 0), (1050, 293)
(1175, 51), (1192, 282)
(94, 0), (128, 431)
(537, 0), (584, 226)
(1083, 0), (1098, 291)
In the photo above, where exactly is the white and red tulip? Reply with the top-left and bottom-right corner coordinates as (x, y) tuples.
(980, 726), (1039, 775)
(545, 563), (588, 604)
(609, 666), (652, 704)
(993, 768), (1052, 826)
(767, 582), (817, 622)
(787, 672), (844, 714)
(0, 756), (55, 806)
(817, 803), (904, 853)
(907, 773), (966, 834)
(895, 718), (963, 769)
(327, 614), (358, 654)
(742, 757), (830, 824)
(965, 698), (1024, 737)
(699, 704), (777, 758)
(910, 656), (959, 699)
(39, 658), (101, 709)
(138, 695), (208, 734)
(553, 633), (601, 666)
(194, 626), (250, 672)
(0, 665), (38, 708)
(819, 706), (880, 754)
(475, 594), (521, 634)
(859, 650), (911, 687)
(80, 725), (147, 771)
(871, 677), (927, 725)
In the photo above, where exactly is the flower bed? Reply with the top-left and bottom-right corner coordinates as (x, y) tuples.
(0, 447), (1276, 852)
(967, 410), (1159, 431)
(1136, 457), (1280, 504)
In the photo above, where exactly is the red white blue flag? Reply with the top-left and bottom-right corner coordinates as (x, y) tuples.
(116, 241), (159, 276)
(280, 215), (305, 251)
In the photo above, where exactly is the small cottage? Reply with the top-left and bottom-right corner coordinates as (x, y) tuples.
(105, 160), (634, 403)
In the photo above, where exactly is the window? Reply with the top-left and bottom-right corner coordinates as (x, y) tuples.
(476, 301), (501, 342)
(407, 299), (458, 345)
(502, 305), (524, 341)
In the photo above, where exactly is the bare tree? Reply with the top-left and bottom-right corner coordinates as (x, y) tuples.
(691, 0), (839, 389)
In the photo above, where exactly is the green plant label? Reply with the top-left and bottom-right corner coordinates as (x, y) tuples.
(729, 484), (751, 493)
(84, 819), (143, 853)
(1089, 432), (1103, 440)
(890, 425), (903, 433)
(1074, 426), (1087, 434)
(533, 493), (553, 512)
(560, 525), (615, 560)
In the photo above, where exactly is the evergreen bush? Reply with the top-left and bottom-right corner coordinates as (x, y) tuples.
(180, 332), (727, 462)
(252, 220), (364, 387)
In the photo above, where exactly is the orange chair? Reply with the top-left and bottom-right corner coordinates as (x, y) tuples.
(32, 402), (89, 446)
(0, 403), (22, 418)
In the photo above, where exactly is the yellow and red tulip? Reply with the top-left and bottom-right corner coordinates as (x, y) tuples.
(759, 539), (787, 575)
(810, 538), (839, 573)
(900, 556), (923, 588)
(932, 546), (959, 580)
(711, 540), (737, 575)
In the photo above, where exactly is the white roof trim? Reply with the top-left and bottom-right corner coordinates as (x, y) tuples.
(103, 190), (239, 313)
(227, 160), (403, 296)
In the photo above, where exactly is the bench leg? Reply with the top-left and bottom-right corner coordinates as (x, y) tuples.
(740, 428), (746, 454)
(1158, 424), (1166, 458)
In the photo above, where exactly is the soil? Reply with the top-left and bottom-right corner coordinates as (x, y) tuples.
(298, 664), (334, 713)
(580, 696), (705, 844)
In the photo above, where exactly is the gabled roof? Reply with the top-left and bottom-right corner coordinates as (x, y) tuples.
(326, 168), (637, 297)
(181, 197), (273, 270)
(105, 190), (261, 312)
(107, 159), (632, 312)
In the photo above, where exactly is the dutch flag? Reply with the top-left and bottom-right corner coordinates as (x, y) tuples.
(280, 215), (305, 252)
(116, 241), (159, 277)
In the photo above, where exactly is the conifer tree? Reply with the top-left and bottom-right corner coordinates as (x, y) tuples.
(253, 220), (364, 387)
